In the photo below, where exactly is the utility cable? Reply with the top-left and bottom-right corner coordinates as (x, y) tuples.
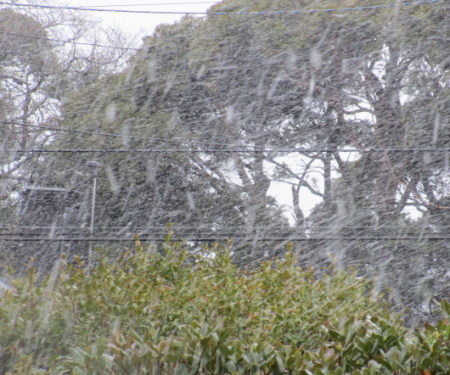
(2, 147), (449, 153)
(11, 120), (443, 152)
(5, 225), (449, 230)
(0, 0), (442, 15)
(1, 31), (141, 51)
(0, 120), (265, 148)
(0, 235), (449, 242)
(85, 2), (219, 7)
(1, 230), (447, 238)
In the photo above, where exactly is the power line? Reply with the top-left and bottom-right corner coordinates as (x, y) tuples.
(0, 0), (442, 15)
(7, 225), (449, 230)
(4, 120), (448, 153)
(0, 235), (448, 242)
(2, 147), (449, 154)
(5, 228), (447, 234)
(2, 31), (141, 51)
(85, 2), (218, 7)
(0, 120), (179, 142)
(0, 120), (259, 148)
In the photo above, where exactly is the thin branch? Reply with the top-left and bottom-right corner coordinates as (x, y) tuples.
(0, 74), (28, 86)
(396, 175), (420, 214)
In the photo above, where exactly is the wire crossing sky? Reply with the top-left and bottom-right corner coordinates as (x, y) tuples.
(0, 0), (443, 15)
(2, 121), (449, 151)
(85, 1), (218, 6)
(1, 31), (141, 51)
(4, 148), (450, 153)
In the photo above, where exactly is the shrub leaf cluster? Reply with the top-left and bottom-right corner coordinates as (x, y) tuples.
(0, 240), (449, 374)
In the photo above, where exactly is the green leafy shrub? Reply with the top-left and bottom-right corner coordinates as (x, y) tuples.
(0, 238), (449, 374)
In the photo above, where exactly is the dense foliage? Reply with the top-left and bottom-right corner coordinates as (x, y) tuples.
(1, 0), (449, 325)
(0, 3), (135, 269)
(1, 240), (450, 374)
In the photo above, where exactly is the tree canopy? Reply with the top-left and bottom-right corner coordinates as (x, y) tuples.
(1, 0), (449, 320)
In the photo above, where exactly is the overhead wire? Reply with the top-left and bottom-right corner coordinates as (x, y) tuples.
(2, 222), (449, 243)
(0, 120), (271, 148)
(1, 31), (141, 51)
(2, 147), (449, 153)
(1, 0), (443, 52)
(0, 235), (449, 242)
(0, 0), (442, 15)
(6, 225), (450, 230)
(4, 121), (448, 153)
(84, 2), (219, 7)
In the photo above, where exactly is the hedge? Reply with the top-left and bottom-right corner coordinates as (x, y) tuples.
(0, 239), (449, 374)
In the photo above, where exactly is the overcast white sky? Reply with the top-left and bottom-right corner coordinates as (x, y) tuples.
(64, 0), (221, 40)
